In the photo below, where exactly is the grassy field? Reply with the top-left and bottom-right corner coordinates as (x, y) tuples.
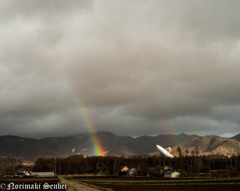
(69, 176), (240, 191)
(0, 177), (67, 191)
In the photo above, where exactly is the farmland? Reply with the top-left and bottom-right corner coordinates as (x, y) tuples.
(68, 176), (240, 191)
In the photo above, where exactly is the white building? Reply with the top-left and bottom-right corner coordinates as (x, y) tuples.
(164, 171), (181, 178)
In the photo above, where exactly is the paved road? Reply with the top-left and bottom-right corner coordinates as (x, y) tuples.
(59, 176), (102, 191)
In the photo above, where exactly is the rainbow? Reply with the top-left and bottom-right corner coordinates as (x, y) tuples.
(76, 102), (105, 156)
(44, 46), (105, 156)
(161, 120), (179, 146)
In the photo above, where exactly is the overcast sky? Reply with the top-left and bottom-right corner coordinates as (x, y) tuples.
(1, 0), (240, 138)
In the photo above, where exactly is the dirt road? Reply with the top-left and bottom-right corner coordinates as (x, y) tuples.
(59, 176), (102, 191)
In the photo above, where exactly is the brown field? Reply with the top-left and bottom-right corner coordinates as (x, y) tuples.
(69, 176), (240, 191)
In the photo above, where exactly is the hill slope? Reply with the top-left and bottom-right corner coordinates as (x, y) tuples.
(0, 132), (196, 160)
(171, 135), (240, 157)
(2, 132), (240, 160)
(231, 133), (240, 142)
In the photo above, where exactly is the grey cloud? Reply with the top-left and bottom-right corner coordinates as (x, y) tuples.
(0, 0), (240, 138)
(1, 0), (92, 20)
(169, 115), (239, 137)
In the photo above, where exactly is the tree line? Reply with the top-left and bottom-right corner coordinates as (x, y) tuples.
(0, 157), (22, 177)
(2, 150), (240, 177)
(33, 152), (240, 177)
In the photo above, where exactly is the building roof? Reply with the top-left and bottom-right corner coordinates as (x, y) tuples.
(164, 171), (176, 174)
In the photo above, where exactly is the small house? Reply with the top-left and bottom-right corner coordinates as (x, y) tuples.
(164, 171), (180, 178)
(118, 166), (129, 175)
(128, 168), (137, 176)
(17, 168), (31, 176)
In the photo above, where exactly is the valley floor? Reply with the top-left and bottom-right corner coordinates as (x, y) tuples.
(66, 176), (240, 191)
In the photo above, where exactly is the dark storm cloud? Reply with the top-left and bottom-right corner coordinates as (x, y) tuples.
(0, 0), (240, 138)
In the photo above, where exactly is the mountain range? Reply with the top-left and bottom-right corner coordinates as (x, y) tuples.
(171, 135), (240, 157)
(0, 131), (239, 161)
